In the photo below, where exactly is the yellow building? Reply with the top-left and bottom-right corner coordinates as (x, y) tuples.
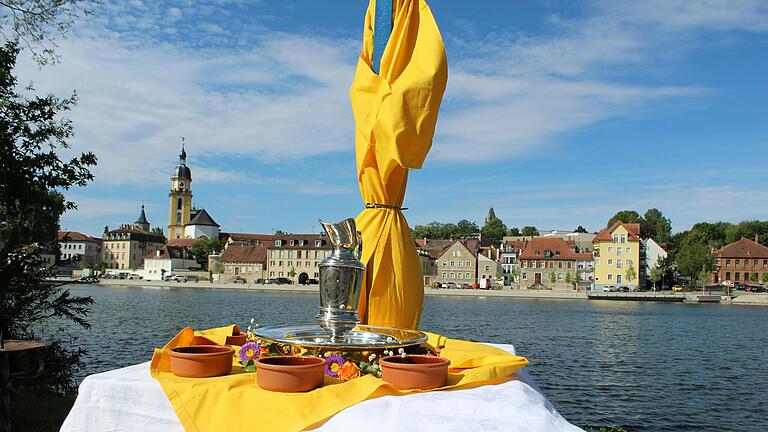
(592, 221), (643, 290)
(168, 142), (193, 239)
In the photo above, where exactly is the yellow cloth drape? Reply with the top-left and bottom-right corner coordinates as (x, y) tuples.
(351, 0), (448, 329)
(150, 326), (528, 432)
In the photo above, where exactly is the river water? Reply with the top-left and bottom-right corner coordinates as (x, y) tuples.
(47, 285), (768, 431)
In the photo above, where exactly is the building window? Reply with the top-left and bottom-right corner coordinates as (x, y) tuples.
(617, 274), (622, 283)
(608, 259), (613, 265)
(442, 272), (447, 278)
(453, 250), (460, 257)
(744, 272), (749, 281)
(306, 261), (310, 267)
(613, 235), (618, 243)
(595, 258), (600, 266)
(557, 273), (563, 280)
(621, 235), (626, 243)
(608, 274), (613, 280)
(735, 272), (740, 280)
(627, 247), (631, 253)
(290, 240), (295, 246)
(450, 261), (455, 267)
(617, 260), (623, 269)
(270, 260), (275, 266)
(450, 272), (455, 278)
(297, 251), (302, 259)
(297, 262), (302, 267)
(617, 248), (622, 256)
(522, 273), (527, 280)
(458, 273), (463, 279)
(608, 247), (613, 253)
(558, 262), (562, 268)
(725, 272), (731, 280)
(532, 261), (537, 268)
(735, 259), (740, 267)
(458, 261), (463, 267)
(763, 260), (768, 268)
(442, 261), (447, 267)
(567, 262), (572, 268)
(278, 271), (283, 277)
(279, 261), (283, 266)
(315, 240), (322, 247)
(485, 265), (490, 271)
(725, 260), (731, 268)
(466, 273), (471, 279)
(466, 261), (471, 267)
(275, 240), (282, 246)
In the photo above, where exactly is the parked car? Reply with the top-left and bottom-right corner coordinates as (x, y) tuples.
(254, 278), (266, 284)
(162, 274), (174, 281)
(468, 283), (480, 289)
(617, 286), (630, 292)
(266, 278), (278, 284)
(127, 273), (142, 280)
(733, 283), (745, 290)
(172, 275), (188, 282)
(275, 277), (292, 284)
(232, 276), (247, 284)
(441, 282), (457, 289)
(672, 285), (684, 292)
(745, 284), (766, 292)
(306, 278), (318, 285)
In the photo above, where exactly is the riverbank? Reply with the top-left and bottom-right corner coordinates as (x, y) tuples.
(96, 279), (587, 300)
(90, 279), (768, 304)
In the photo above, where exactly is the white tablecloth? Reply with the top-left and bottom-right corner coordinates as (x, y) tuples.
(61, 343), (582, 432)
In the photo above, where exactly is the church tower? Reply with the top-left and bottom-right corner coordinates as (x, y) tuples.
(168, 139), (193, 239)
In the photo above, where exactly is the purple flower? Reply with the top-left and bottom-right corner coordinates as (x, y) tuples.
(239, 342), (260, 362)
(325, 354), (345, 378)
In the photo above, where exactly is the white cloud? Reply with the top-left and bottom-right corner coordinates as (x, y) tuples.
(14, 0), (768, 187)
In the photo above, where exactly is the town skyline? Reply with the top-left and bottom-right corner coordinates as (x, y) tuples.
(15, 0), (765, 236)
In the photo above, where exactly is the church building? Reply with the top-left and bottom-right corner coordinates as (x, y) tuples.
(167, 140), (221, 240)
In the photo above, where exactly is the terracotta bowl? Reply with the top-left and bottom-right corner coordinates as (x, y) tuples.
(255, 356), (325, 392)
(380, 355), (450, 390)
(169, 345), (234, 378)
(225, 332), (247, 346)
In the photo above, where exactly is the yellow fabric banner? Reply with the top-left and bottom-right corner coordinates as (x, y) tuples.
(351, 0), (448, 329)
(150, 326), (528, 432)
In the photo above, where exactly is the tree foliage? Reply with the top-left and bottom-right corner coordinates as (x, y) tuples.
(607, 210), (642, 228)
(508, 227), (521, 236)
(574, 225), (588, 233)
(412, 219), (479, 240)
(0, 0), (98, 65)
(481, 217), (507, 245)
(676, 241), (715, 287)
(0, 41), (96, 347)
(190, 237), (225, 269)
(521, 226), (539, 236)
(641, 208), (672, 243)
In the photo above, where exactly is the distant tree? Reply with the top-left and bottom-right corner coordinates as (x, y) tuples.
(750, 272), (759, 282)
(151, 226), (164, 235)
(565, 271), (572, 286)
(649, 267), (662, 290)
(508, 267), (519, 288)
(508, 227), (522, 236)
(676, 241), (715, 288)
(275, 230), (287, 235)
(521, 226), (539, 236)
(574, 226), (588, 233)
(190, 238), (225, 270)
(625, 262), (637, 285)
(761, 272), (768, 286)
(725, 220), (768, 245)
(549, 271), (557, 286)
(607, 210), (642, 228)
(412, 220), (479, 240)
(642, 208), (672, 243)
(481, 217), (507, 245)
(288, 266), (296, 279)
(214, 262), (225, 274)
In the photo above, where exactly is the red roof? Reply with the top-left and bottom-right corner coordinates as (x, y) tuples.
(58, 231), (100, 243)
(220, 244), (268, 263)
(717, 237), (768, 259)
(223, 233), (275, 243)
(415, 239), (454, 259)
(592, 221), (641, 243)
(519, 237), (593, 260)
(145, 245), (194, 260)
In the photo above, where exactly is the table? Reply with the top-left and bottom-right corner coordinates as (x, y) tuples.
(61, 343), (582, 432)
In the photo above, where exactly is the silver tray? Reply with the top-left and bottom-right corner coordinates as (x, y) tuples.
(253, 324), (428, 350)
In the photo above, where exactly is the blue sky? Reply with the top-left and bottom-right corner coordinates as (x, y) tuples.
(19, 0), (768, 237)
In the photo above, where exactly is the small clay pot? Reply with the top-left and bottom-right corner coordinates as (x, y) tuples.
(255, 356), (325, 392)
(225, 332), (247, 346)
(380, 355), (450, 390)
(169, 345), (234, 378)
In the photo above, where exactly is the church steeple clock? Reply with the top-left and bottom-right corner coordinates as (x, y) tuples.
(168, 138), (193, 239)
